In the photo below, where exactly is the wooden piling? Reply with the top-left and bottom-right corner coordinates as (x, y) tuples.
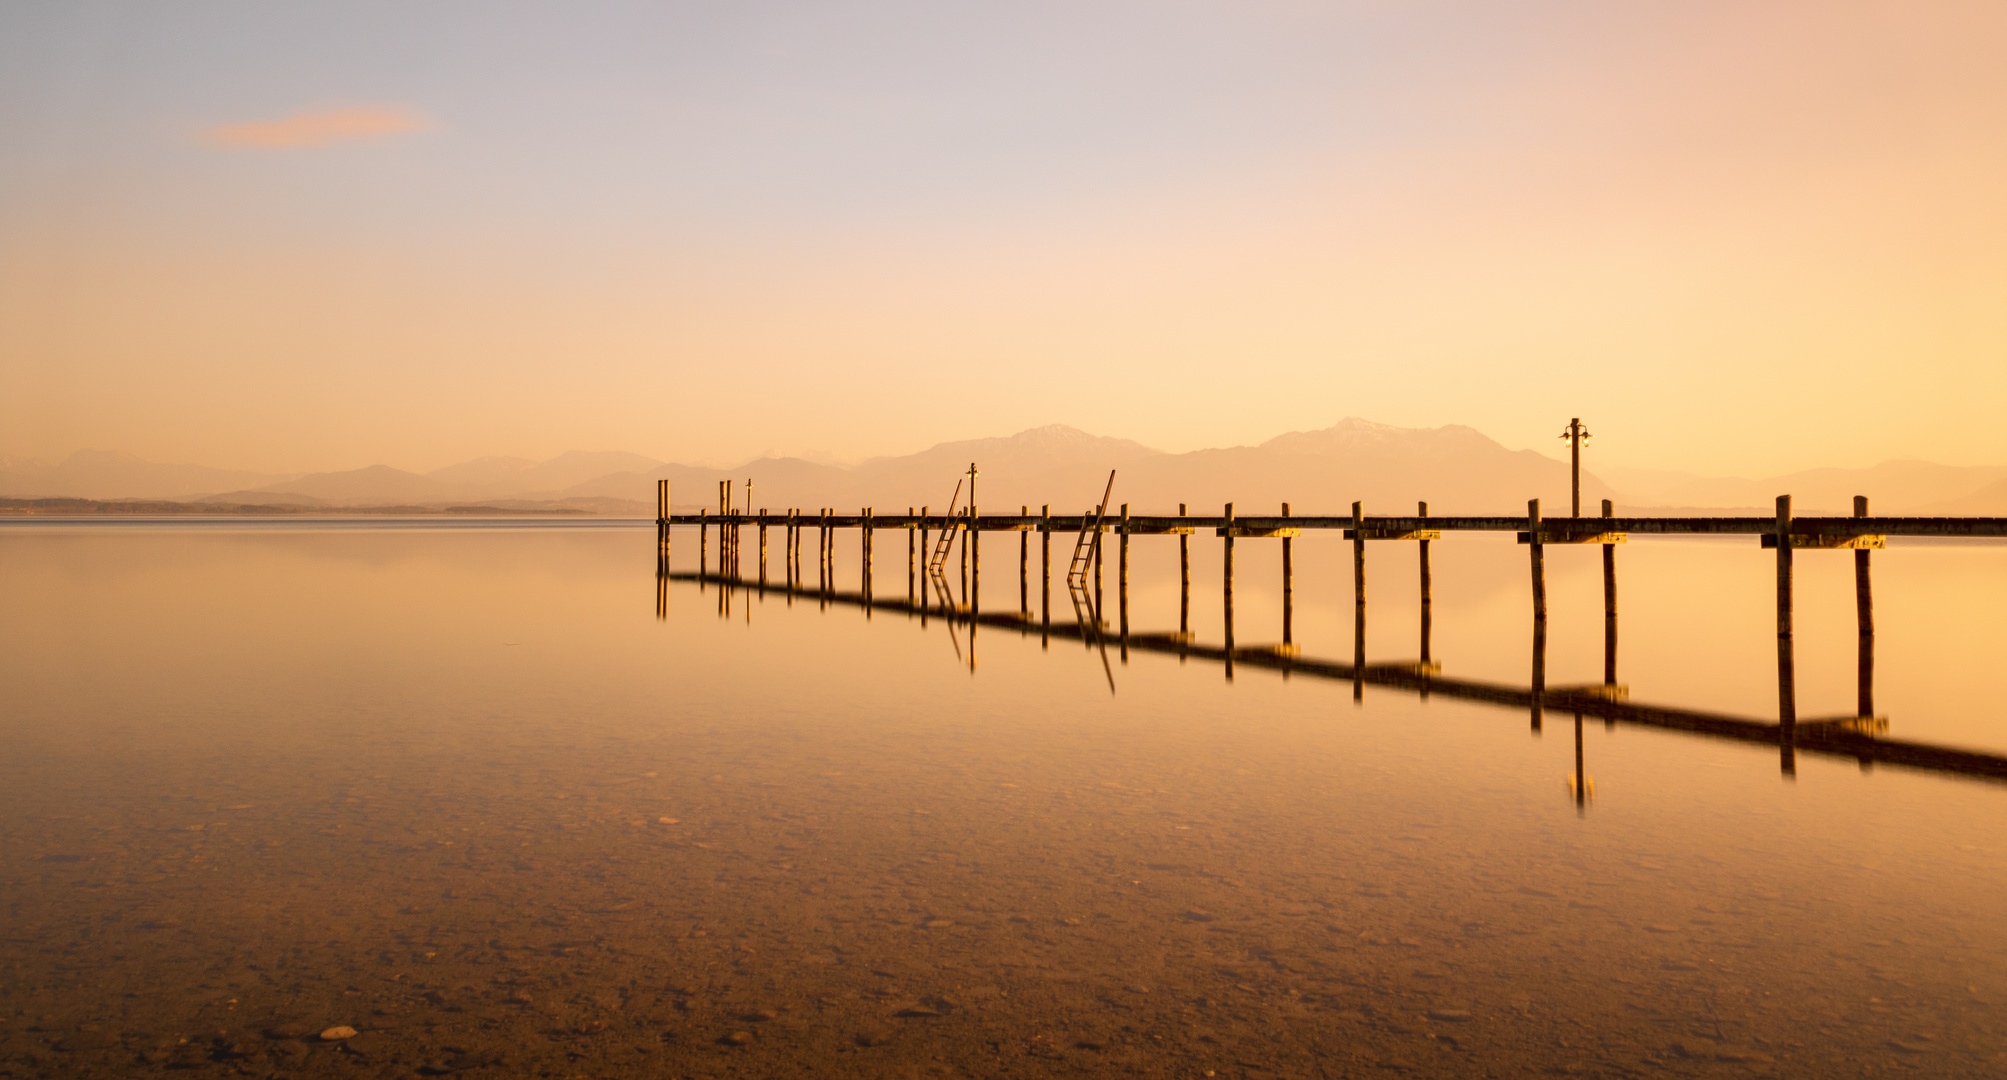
(700, 509), (709, 578)
(1352, 501), (1365, 700)
(1528, 499), (1547, 622)
(1020, 505), (1030, 616)
(1179, 503), (1190, 638)
(1855, 494), (1874, 718)
(1776, 494), (1797, 774)
(1093, 511), (1104, 617)
(1223, 502), (1235, 679)
(1602, 497), (1617, 686)
(1119, 504), (1130, 641)
(759, 510), (768, 585)
(1418, 500), (1432, 666)
(1041, 505), (1051, 637)
(919, 507), (930, 608)
(970, 514), (980, 618)
(1281, 502), (1294, 647)
(657, 479), (672, 567)
(862, 507), (873, 603)
(908, 507), (916, 604)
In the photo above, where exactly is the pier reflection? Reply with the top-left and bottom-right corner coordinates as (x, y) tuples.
(659, 531), (1999, 784)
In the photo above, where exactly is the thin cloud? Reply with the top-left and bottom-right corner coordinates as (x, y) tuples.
(201, 105), (430, 149)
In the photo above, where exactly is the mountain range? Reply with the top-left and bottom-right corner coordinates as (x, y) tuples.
(6, 420), (2007, 516)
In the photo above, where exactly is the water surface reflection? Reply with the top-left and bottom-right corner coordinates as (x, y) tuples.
(2, 524), (2004, 1077)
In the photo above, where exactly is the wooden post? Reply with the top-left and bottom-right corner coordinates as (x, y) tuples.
(657, 479), (671, 567)
(1041, 505), (1051, 643)
(1528, 498), (1547, 622)
(1020, 505), (1030, 616)
(1418, 500), (1432, 666)
(919, 507), (930, 608)
(1119, 504), (1130, 641)
(1569, 417), (1582, 518)
(1776, 494), (1797, 775)
(1281, 502), (1293, 647)
(970, 511), (980, 618)
(1855, 495), (1874, 718)
(1602, 498), (1617, 686)
(759, 510), (768, 586)
(862, 507), (873, 603)
(1352, 501), (1365, 701)
(908, 507), (916, 605)
(700, 509), (709, 578)
(1223, 502), (1236, 679)
(1093, 511), (1104, 617)
(1179, 503), (1190, 639)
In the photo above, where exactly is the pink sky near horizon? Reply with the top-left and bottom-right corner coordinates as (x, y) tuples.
(2, 1), (2004, 477)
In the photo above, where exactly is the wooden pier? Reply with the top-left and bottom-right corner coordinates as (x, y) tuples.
(652, 475), (2007, 784)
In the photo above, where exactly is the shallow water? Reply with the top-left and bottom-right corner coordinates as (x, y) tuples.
(2, 522), (2005, 1078)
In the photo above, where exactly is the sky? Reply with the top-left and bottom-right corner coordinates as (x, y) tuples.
(1, 0), (2004, 476)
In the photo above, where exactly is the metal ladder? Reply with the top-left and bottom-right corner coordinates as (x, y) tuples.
(1066, 471), (1117, 589)
(925, 479), (963, 576)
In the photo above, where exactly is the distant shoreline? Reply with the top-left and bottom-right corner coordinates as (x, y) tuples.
(0, 497), (601, 517)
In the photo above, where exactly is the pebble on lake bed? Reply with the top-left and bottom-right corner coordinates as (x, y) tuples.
(319, 1026), (357, 1041)
(720, 1030), (753, 1046)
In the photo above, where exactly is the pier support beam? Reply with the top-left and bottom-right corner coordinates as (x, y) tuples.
(1418, 500), (1432, 668)
(1040, 505), (1051, 641)
(1179, 503), (1191, 641)
(1352, 501), (1366, 701)
(1223, 502), (1236, 680)
(1093, 513), (1103, 618)
(1855, 495), (1875, 719)
(919, 507), (929, 609)
(1119, 504), (1130, 645)
(1776, 494), (1797, 776)
(1529, 498), (1546, 732)
(700, 509), (709, 580)
(908, 507), (916, 605)
(1282, 502), (1294, 647)
(1528, 498), (1547, 623)
(1602, 498), (1618, 687)
(862, 507), (873, 605)
(1021, 505), (1030, 616)
(759, 511), (768, 586)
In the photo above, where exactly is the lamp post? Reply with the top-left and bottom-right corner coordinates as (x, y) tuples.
(1558, 418), (1593, 518)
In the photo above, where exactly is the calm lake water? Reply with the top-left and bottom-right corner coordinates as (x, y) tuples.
(3, 520), (2005, 1078)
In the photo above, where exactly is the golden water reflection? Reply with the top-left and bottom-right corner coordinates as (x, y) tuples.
(3, 524), (2005, 1077)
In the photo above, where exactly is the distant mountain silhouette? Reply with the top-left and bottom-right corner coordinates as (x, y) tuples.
(0, 449), (284, 500)
(14, 425), (2007, 516)
(253, 465), (458, 504)
(1924, 476), (2007, 515)
(617, 420), (1612, 517)
(1601, 460), (2007, 515)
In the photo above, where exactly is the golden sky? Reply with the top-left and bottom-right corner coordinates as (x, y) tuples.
(2, 1), (2004, 475)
